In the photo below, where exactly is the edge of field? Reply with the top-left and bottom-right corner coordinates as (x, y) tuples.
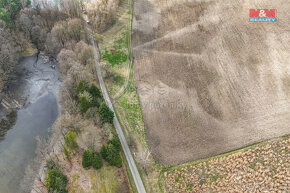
(99, 0), (290, 192)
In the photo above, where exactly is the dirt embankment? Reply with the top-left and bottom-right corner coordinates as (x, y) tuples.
(132, 0), (290, 164)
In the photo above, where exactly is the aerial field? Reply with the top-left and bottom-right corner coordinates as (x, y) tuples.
(132, 0), (290, 164)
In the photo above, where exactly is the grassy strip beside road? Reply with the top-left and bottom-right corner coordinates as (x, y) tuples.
(98, 0), (163, 192)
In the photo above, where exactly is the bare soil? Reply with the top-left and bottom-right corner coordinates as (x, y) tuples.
(132, 0), (290, 164)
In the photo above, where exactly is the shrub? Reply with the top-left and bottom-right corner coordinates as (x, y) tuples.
(99, 102), (114, 124)
(65, 131), (78, 151)
(100, 143), (122, 168)
(105, 144), (118, 160)
(90, 97), (100, 108)
(91, 151), (103, 169)
(46, 168), (68, 192)
(100, 145), (107, 159)
(103, 62), (117, 80)
(82, 149), (92, 169)
(89, 84), (102, 107)
(89, 84), (102, 99)
(79, 46), (93, 66)
(111, 154), (122, 168)
(108, 137), (121, 152)
(78, 96), (91, 114)
(77, 81), (89, 95)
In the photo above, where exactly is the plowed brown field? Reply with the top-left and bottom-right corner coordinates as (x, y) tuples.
(132, 0), (290, 164)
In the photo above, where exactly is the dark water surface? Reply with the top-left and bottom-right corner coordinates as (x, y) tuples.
(0, 93), (58, 193)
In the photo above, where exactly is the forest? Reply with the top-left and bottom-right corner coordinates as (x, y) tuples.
(0, 0), (119, 93)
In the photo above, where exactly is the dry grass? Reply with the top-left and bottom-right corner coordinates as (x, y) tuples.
(20, 42), (37, 56)
(133, 0), (290, 164)
(65, 154), (129, 193)
(165, 136), (290, 192)
(43, 113), (131, 193)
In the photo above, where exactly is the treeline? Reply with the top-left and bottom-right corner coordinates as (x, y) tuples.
(0, 0), (25, 92)
(0, 0), (120, 93)
(0, 0), (23, 26)
(16, 7), (91, 54)
(0, 24), (19, 91)
(0, 0), (90, 92)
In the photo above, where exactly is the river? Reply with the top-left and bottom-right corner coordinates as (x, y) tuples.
(0, 54), (60, 193)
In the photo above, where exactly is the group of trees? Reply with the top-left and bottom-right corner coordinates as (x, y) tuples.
(77, 81), (103, 113)
(0, 25), (19, 91)
(77, 81), (114, 124)
(51, 18), (88, 48)
(0, 0), (23, 26)
(82, 148), (103, 170)
(99, 102), (114, 124)
(82, 136), (122, 170)
(16, 7), (66, 50)
(16, 7), (89, 53)
(0, 0), (23, 92)
(101, 137), (122, 168)
(57, 41), (96, 114)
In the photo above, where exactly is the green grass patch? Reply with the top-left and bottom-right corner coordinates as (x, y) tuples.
(114, 32), (129, 49)
(116, 81), (147, 144)
(108, 75), (126, 96)
(115, 75), (126, 86)
(102, 30), (130, 67)
(103, 49), (128, 66)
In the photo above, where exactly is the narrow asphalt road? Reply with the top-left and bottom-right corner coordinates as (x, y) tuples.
(90, 32), (147, 193)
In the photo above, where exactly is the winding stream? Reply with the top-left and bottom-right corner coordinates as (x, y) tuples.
(0, 54), (60, 193)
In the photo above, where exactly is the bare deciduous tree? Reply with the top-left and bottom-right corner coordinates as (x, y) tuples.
(84, 0), (120, 32)
(0, 26), (19, 92)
